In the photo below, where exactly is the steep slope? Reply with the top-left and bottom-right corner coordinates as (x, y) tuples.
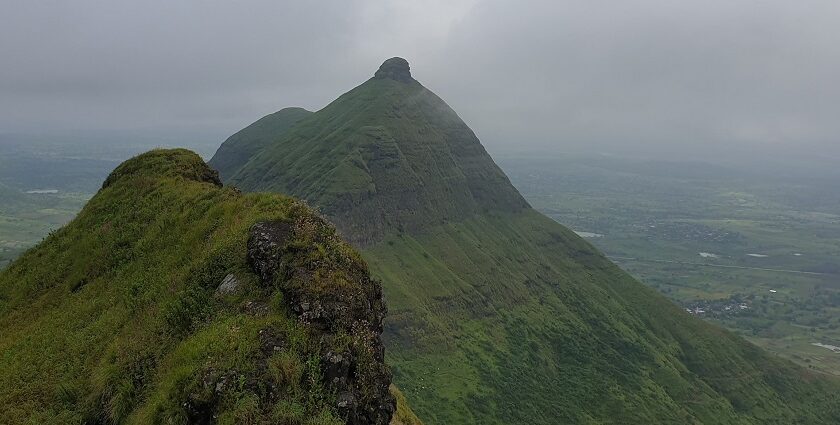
(219, 58), (527, 246)
(212, 58), (840, 424)
(0, 149), (422, 424)
(211, 107), (313, 180)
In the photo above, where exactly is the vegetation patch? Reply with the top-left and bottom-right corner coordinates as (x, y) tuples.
(0, 149), (399, 424)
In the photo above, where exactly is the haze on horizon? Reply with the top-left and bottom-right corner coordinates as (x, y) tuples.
(1, 0), (839, 161)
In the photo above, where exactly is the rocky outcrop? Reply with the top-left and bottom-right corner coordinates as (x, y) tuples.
(247, 215), (395, 424)
(373, 57), (413, 83)
(246, 221), (293, 284)
(215, 273), (239, 295)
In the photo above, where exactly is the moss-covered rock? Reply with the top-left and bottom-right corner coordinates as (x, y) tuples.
(246, 218), (394, 424)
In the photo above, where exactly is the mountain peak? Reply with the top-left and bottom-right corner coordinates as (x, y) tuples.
(214, 58), (528, 245)
(210, 60), (840, 424)
(373, 57), (412, 82)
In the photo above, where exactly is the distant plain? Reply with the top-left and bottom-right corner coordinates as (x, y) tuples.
(500, 152), (840, 375)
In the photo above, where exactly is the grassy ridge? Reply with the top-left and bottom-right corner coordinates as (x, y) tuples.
(0, 149), (412, 424)
(212, 107), (313, 180)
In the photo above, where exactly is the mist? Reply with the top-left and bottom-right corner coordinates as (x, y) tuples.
(2, 0), (839, 161)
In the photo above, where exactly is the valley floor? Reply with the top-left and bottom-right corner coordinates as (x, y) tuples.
(0, 193), (90, 268)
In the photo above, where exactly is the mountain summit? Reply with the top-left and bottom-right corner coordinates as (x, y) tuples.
(213, 58), (529, 246)
(211, 59), (840, 424)
(374, 57), (413, 82)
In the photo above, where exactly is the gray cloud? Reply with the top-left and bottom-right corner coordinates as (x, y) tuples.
(1, 0), (838, 158)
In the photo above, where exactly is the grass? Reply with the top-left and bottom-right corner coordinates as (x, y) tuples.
(390, 385), (424, 425)
(209, 107), (313, 181)
(0, 149), (406, 424)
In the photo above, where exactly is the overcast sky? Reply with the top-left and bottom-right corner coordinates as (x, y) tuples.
(2, 0), (839, 158)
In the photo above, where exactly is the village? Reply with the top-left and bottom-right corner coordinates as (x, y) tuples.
(684, 295), (751, 317)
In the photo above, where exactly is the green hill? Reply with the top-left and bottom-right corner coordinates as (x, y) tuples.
(213, 107), (313, 181)
(211, 58), (840, 424)
(0, 149), (423, 424)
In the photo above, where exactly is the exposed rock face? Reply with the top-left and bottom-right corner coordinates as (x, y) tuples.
(247, 216), (395, 424)
(246, 221), (292, 283)
(373, 57), (413, 83)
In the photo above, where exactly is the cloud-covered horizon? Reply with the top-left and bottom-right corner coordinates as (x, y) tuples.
(2, 0), (838, 158)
